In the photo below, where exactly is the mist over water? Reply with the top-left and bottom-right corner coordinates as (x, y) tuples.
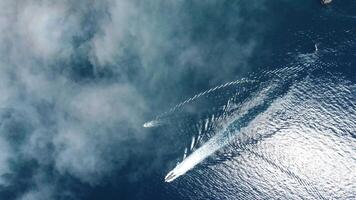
(0, 0), (355, 199)
(151, 2), (356, 198)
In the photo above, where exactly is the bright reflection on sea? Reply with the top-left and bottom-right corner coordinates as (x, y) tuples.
(164, 74), (356, 199)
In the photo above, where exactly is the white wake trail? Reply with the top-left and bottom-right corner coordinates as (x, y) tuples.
(143, 78), (256, 128)
(165, 84), (278, 182)
(165, 130), (227, 182)
(144, 65), (312, 129)
(163, 63), (320, 182)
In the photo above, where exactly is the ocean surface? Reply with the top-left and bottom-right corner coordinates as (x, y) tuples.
(0, 0), (355, 200)
(138, 1), (356, 200)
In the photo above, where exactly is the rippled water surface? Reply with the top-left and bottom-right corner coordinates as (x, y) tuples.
(144, 2), (356, 199)
(1, 0), (355, 199)
(162, 73), (355, 199)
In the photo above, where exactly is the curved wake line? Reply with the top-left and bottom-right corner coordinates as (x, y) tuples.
(168, 78), (255, 113)
(163, 63), (314, 182)
(143, 64), (314, 128)
(164, 82), (281, 182)
(144, 78), (257, 128)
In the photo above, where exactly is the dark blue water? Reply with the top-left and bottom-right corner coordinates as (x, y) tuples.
(0, 0), (355, 199)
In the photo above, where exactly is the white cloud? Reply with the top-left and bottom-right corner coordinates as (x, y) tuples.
(17, 3), (71, 58)
(0, 0), (267, 198)
(19, 187), (54, 200)
(90, 0), (137, 66)
(0, 138), (11, 186)
(0, 0), (147, 192)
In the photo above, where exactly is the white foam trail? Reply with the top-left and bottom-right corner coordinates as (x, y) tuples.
(204, 118), (209, 131)
(165, 83), (279, 182)
(190, 136), (196, 150)
(165, 131), (227, 182)
(143, 66), (304, 128)
(143, 79), (256, 128)
(183, 148), (188, 160)
(146, 65), (316, 129)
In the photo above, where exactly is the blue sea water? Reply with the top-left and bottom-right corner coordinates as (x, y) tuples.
(0, 0), (355, 200)
(83, 1), (356, 200)
(84, 1), (356, 200)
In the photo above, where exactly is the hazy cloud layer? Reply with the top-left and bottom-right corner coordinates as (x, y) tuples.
(0, 0), (266, 199)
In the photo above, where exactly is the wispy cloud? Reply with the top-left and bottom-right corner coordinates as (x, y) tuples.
(0, 0), (267, 199)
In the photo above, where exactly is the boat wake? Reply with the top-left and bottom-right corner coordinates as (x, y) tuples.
(145, 50), (325, 184)
(163, 62), (318, 182)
